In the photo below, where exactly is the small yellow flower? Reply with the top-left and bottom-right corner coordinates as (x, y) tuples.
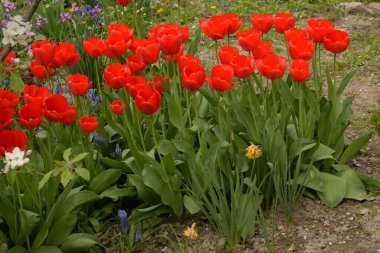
(156, 8), (164, 14)
(183, 223), (198, 240)
(69, 9), (74, 13)
(246, 143), (262, 159)
(210, 5), (217, 9)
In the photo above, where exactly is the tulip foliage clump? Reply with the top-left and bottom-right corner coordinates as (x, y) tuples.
(0, 1), (378, 251)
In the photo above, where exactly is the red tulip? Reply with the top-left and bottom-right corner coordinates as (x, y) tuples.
(218, 46), (239, 64)
(256, 54), (287, 80)
(104, 63), (131, 89)
(250, 14), (273, 34)
(107, 23), (134, 43)
(110, 100), (126, 115)
(179, 55), (201, 71)
(105, 36), (130, 58)
(0, 49), (16, 67)
(135, 40), (160, 65)
(135, 87), (161, 115)
(220, 13), (243, 35)
(200, 15), (229, 40)
(83, 38), (106, 57)
(53, 42), (80, 68)
(323, 29), (350, 54)
(181, 63), (206, 91)
(126, 54), (146, 74)
(0, 106), (14, 131)
(290, 59), (313, 82)
(0, 129), (28, 157)
(285, 28), (308, 42)
(61, 106), (77, 125)
(229, 55), (255, 79)
(29, 60), (53, 79)
(307, 19), (335, 43)
(252, 41), (274, 59)
(18, 103), (44, 129)
(149, 24), (189, 44)
(43, 94), (70, 122)
(157, 26), (183, 55)
(79, 116), (99, 133)
(68, 74), (92, 96)
(236, 28), (262, 52)
(207, 64), (237, 92)
(117, 0), (132, 5)
(0, 89), (20, 109)
(125, 76), (147, 98)
(32, 40), (56, 66)
(165, 46), (184, 62)
(288, 38), (315, 61)
(23, 85), (51, 105)
(274, 12), (296, 34)
(147, 76), (169, 93)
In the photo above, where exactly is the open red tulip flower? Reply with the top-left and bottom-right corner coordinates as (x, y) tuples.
(0, 89), (20, 109)
(181, 63), (206, 92)
(149, 24), (190, 44)
(83, 38), (107, 57)
(29, 60), (53, 79)
(307, 19), (335, 43)
(60, 106), (77, 125)
(23, 85), (51, 105)
(220, 13), (243, 35)
(0, 129), (28, 157)
(148, 76), (169, 94)
(285, 28), (308, 42)
(200, 15), (229, 40)
(110, 100), (126, 115)
(0, 107), (15, 131)
(18, 103), (44, 129)
(117, 0), (132, 5)
(236, 28), (262, 52)
(165, 46), (184, 62)
(105, 36), (130, 58)
(256, 54), (287, 80)
(290, 59), (313, 82)
(252, 41), (274, 60)
(32, 40), (56, 66)
(43, 94), (71, 122)
(229, 55), (255, 79)
(288, 38), (315, 61)
(126, 54), (146, 74)
(274, 12), (296, 34)
(250, 14), (273, 34)
(179, 55), (201, 71)
(135, 39), (160, 65)
(1, 49), (16, 72)
(135, 87), (162, 115)
(68, 74), (92, 96)
(125, 76), (148, 98)
(207, 64), (237, 92)
(108, 23), (134, 43)
(156, 25), (184, 55)
(52, 42), (80, 68)
(218, 46), (239, 64)
(104, 63), (132, 89)
(323, 29), (350, 54)
(79, 116), (99, 133)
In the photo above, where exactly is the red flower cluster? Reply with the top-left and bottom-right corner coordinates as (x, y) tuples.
(200, 13), (243, 40)
(0, 89), (20, 131)
(0, 129), (28, 157)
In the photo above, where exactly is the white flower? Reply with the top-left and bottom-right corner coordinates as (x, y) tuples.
(2, 147), (30, 174)
(1, 15), (34, 46)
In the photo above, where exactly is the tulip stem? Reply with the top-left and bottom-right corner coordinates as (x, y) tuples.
(135, 106), (146, 152)
(333, 53), (337, 86)
(16, 175), (32, 253)
(214, 40), (219, 64)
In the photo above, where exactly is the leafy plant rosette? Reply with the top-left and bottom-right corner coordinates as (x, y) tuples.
(0, 0), (379, 251)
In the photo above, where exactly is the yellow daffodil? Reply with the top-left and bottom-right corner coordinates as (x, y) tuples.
(246, 143), (262, 159)
(183, 223), (198, 240)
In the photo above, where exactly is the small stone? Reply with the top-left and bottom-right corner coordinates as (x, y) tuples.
(338, 2), (374, 16)
(348, 216), (354, 221)
(360, 208), (369, 215)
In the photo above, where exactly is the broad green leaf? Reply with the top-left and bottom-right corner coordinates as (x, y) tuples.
(158, 140), (178, 156)
(187, 27), (201, 55)
(339, 131), (374, 164)
(100, 186), (137, 201)
(88, 169), (121, 194)
(5, 246), (28, 253)
(63, 148), (72, 162)
(39, 170), (54, 190)
(128, 203), (170, 225)
(19, 209), (39, 237)
(128, 175), (159, 203)
(10, 72), (24, 94)
(335, 169), (369, 201)
(184, 195), (200, 214)
(75, 167), (90, 181)
(36, 131), (48, 139)
(61, 170), (75, 188)
(310, 143), (335, 162)
(316, 172), (347, 208)
(55, 191), (99, 218)
(297, 165), (324, 192)
(70, 152), (88, 164)
(60, 233), (100, 253)
(34, 246), (63, 253)
(165, 95), (184, 130)
(46, 213), (77, 246)
(337, 70), (356, 96)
